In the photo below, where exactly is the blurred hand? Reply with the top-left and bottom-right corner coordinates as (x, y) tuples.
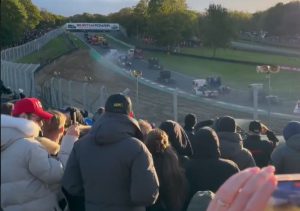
(266, 130), (279, 143)
(207, 166), (277, 211)
(66, 125), (80, 137)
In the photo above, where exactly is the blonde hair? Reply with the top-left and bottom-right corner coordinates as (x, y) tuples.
(43, 110), (66, 134)
(146, 128), (170, 153)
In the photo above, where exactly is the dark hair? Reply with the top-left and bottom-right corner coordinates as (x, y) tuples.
(184, 113), (197, 131)
(1, 102), (14, 115)
(192, 127), (221, 159)
(64, 107), (85, 126)
(146, 129), (188, 211)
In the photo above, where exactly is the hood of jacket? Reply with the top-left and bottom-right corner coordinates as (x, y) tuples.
(286, 134), (300, 151)
(1, 114), (40, 151)
(89, 112), (143, 145)
(217, 132), (243, 157)
(159, 120), (193, 156)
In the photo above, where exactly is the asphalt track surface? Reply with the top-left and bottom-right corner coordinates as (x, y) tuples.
(74, 32), (300, 121)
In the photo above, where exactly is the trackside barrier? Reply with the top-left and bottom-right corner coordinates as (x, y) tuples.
(1, 28), (64, 62)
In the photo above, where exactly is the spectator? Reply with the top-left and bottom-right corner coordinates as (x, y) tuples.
(1, 102), (14, 115)
(185, 127), (239, 195)
(145, 129), (189, 211)
(215, 116), (256, 170)
(41, 110), (80, 165)
(271, 121), (300, 174)
(1, 98), (64, 211)
(138, 119), (153, 142)
(62, 106), (91, 138)
(92, 107), (105, 122)
(183, 113), (197, 140)
(63, 106), (86, 126)
(244, 121), (279, 168)
(62, 94), (159, 211)
(194, 119), (214, 133)
(159, 120), (193, 162)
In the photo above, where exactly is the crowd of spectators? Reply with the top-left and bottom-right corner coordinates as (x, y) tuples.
(1, 93), (300, 211)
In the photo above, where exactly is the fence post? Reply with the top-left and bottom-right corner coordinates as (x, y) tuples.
(173, 88), (178, 122)
(82, 83), (88, 109)
(58, 78), (63, 108)
(100, 85), (106, 106)
(68, 80), (72, 106)
(250, 83), (263, 120)
(50, 77), (57, 108)
(30, 67), (36, 97)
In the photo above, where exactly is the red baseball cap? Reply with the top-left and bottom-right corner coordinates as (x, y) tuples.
(12, 98), (53, 120)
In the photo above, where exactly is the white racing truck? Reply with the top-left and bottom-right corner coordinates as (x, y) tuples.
(193, 79), (219, 98)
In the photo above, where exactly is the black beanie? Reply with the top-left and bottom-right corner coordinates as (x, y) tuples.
(217, 116), (236, 132)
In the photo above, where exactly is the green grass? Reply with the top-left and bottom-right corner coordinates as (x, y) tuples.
(145, 51), (300, 100)
(68, 33), (88, 49)
(17, 35), (71, 64)
(17, 33), (87, 64)
(180, 47), (300, 67)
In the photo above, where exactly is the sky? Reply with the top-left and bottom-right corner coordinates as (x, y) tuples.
(31, 0), (294, 17)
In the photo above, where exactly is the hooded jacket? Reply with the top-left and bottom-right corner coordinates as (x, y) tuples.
(186, 128), (239, 195)
(243, 133), (276, 168)
(1, 115), (64, 211)
(217, 132), (256, 170)
(62, 113), (159, 211)
(271, 134), (300, 174)
(159, 120), (193, 158)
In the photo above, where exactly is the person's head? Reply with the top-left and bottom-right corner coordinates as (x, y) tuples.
(12, 98), (53, 127)
(63, 106), (85, 127)
(194, 119), (215, 132)
(249, 120), (262, 134)
(283, 121), (300, 141)
(159, 120), (192, 157)
(105, 93), (133, 116)
(42, 110), (67, 144)
(1, 102), (14, 115)
(215, 116), (236, 133)
(193, 127), (221, 159)
(138, 119), (153, 142)
(92, 107), (105, 122)
(145, 128), (170, 154)
(184, 113), (197, 131)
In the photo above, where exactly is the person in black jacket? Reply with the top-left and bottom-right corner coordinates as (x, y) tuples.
(159, 120), (193, 165)
(244, 121), (279, 168)
(183, 113), (197, 140)
(145, 129), (189, 211)
(185, 127), (239, 196)
(62, 94), (159, 211)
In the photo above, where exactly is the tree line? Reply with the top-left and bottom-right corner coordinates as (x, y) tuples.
(1, 0), (300, 50)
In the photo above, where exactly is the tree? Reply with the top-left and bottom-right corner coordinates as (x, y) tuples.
(19, 0), (41, 29)
(148, 10), (198, 46)
(1, 0), (28, 47)
(148, 0), (187, 15)
(201, 4), (235, 56)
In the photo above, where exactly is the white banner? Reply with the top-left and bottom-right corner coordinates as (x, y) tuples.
(65, 23), (119, 31)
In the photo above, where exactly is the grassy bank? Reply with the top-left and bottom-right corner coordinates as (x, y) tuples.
(17, 33), (87, 64)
